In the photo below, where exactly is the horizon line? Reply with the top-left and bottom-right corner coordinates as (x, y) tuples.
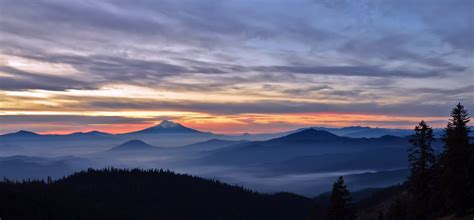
(0, 121), (447, 136)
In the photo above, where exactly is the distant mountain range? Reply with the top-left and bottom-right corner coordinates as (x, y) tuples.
(0, 155), (90, 180)
(0, 120), (431, 155)
(300, 126), (444, 138)
(68, 131), (114, 138)
(1, 130), (41, 139)
(200, 128), (412, 165)
(0, 120), (450, 196)
(1, 120), (427, 139)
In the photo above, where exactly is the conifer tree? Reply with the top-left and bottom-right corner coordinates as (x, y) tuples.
(328, 176), (354, 220)
(441, 103), (472, 215)
(407, 121), (436, 219)
(470, 141), (474, 204)
(385, 198), (407, 220)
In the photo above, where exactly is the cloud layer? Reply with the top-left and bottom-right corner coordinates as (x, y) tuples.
(0, 0), (473, 134)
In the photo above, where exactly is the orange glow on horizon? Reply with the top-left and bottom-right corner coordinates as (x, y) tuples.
(38, 123), (156, 135)
(25, 112), (449, 135)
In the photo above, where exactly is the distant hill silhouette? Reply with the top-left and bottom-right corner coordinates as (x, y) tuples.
(0, 168), (313, 220)
(109, 140), (158, 151)
(313, 126), (413, 138)
(0, 130), (41, 139)
(269, 129), (340, 143)
(201, 128), (411, 165)
(0, 155), (88, 180)
(68, 131), (114, 138)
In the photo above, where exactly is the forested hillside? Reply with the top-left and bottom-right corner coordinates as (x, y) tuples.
(0, 168), (313, 220)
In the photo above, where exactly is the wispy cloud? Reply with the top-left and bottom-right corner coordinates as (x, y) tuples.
(0, 0), (472, 133)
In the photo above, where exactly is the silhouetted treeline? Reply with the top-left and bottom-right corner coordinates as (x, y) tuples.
(402, 103), (473, 219)
(344, 103), (474, 220)
(0, 168), (313, 220)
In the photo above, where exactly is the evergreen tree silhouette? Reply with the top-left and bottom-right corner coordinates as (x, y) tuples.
(441, 103), (472, 215)
(377, 211), (384, 220)
(470, 141), (474, 206)
(385, 198), (407, 220)
(427, 152), (446, 216)
(0, 168), (313, 220)
(407, 120), (436, 219)
(328, 176), (354, 220)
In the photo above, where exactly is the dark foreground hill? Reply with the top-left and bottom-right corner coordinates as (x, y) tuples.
(0, 168), (313, 220)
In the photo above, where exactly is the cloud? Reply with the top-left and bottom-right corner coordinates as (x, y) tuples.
(252, 65), (460, 78)
(282, 85), (332, 96)
(2, 0), (470, 80)
(414, 85), (474, 96)
(0, 115), (148, 125)
(0, 66), (93, 91)
(0, 0), (472, 133)
(13, 94), (465, 117)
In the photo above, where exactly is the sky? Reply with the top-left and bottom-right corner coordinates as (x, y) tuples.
(0, 0), (473, 134)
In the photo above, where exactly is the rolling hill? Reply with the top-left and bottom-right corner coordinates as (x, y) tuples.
(0, 168), (314, 220)
(108, 140), (159, 151)
(200, 128), (411, 165)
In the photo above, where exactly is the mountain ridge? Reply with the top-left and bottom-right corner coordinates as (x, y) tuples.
(1, 122), (421, 138)
(269, 128), (340, 143)
(109, 140), (158, 151)
(123, 120), (204, 135)
(200, 128), (410, 165)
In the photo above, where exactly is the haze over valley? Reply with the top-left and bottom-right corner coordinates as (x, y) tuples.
(0, 120), (436, 195)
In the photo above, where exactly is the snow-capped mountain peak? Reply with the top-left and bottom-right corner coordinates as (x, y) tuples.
(158, 120), (179, 128)
(124, 120), (203, 134)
